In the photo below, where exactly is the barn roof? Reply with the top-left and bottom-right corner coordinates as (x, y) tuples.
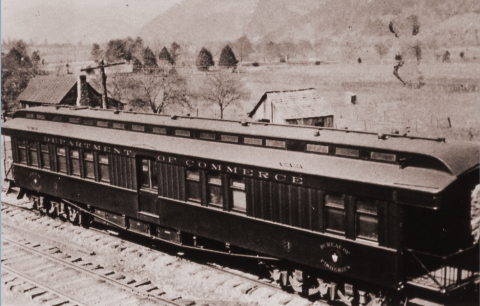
(17, 75), (77, 104)
(248, 88), (332, 119)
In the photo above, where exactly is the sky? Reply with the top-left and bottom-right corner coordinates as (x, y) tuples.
(1, 0), (183, 43)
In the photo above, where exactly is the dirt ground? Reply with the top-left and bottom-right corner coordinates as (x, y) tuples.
(181, 61), (479, 141)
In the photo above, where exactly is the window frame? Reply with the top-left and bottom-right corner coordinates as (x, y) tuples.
(140, 158), (158, 190)
(324, 194), (346, 236)
(207, 172), (223, 209)
(56, 146), (67, 173)
(28, 141), (39, 167)
(17, 139), (27, 165)
(98, 154), (110, 183)
(186, 168), (201, 203)
(69, 149), (81, 177)
(229, 175), (246, 213)
(40, 143), (51, 170)
(355, 198), (379, 243)
(83, 151), (95, 180)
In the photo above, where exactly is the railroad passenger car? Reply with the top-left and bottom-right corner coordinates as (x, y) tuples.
(2, 106), (479, 305)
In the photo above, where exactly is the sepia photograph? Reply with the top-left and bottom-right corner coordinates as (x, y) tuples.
(1, 0), (479, 305)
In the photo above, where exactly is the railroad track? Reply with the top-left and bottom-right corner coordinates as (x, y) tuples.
(1, 235), (195, 306)
(2, 195), (313, 305)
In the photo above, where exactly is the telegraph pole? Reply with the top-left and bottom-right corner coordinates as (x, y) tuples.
(81, 60), (124, 109)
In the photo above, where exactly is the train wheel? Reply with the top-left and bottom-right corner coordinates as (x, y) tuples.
(67, 205), (80, 225)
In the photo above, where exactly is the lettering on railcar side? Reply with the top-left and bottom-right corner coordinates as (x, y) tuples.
(42, 136), (304, 185)
(319, 242), (351, 273)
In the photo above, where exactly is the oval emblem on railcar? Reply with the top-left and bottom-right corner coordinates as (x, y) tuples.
(29, 172), (42, 192)
(319, 242), (351, 273)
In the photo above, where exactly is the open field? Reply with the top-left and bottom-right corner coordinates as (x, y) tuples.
(181, 61), (479, 141)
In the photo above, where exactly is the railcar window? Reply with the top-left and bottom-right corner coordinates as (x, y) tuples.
(132, 124), (145, 132)
(207, 173), (223, 208)
(335, 147), (359, 157)
(83, 119), (94, 125)
(307, 144), (329, 154)
(56, 147), (67, 173)
(355, 199), (378, 242)
(40, 144), (50, 169)
(52, 116), (62, 122)
(28, 141), (39, 167)
(220, 135), (238, 143)
(70, 149), (81, 176)
(17, 140), (27, 164)
(370, 152), (396, 162)
(186, 169), (201, 203)
(83, 152), (95, 179)
(325, 194), (346, 235)
(140, 159), (158, 189)
(36, 114), (46, 120)
(25, 113), (34, 119)
(175, 129), (190, 137)
(244, 137), (263, 146)
(200, 132), (216, 140)
(112, 122), (125, 129)
(152, 127), (167, 134)
(69, 117), (81, 124)
(98, 154), (110, 183)
(230, 176), (246, 212)
(266, 139), (286, 148)
(97, 121), (109, 127)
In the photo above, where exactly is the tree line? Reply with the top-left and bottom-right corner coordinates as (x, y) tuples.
(91, 37), (240, 72)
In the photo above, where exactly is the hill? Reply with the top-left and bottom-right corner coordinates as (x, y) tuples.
(139, 0), (480, 47)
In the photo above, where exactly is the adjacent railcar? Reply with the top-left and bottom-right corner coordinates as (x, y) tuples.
(2, 106), (478, 305)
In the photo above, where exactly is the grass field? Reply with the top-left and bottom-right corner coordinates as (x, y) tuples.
(180, 61), (479, 141)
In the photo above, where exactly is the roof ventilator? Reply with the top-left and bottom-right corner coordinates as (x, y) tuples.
(377, 133), (387, 140)
(171, 115), (178, 120)
(314, 130), (321, 137)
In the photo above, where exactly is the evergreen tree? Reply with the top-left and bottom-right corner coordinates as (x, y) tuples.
(31, 51), (41, 64)
(90, 43), (104, 62)
(170, 42), (181, 65)
(105, 39), (128, 62)
(158, 47), (174, 65)
(196, 48), (214, 71)
(218, 45), (238, 68)
(143, 47), (157, 67)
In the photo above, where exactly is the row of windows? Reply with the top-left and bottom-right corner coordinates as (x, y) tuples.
(325, 194), (378, 242)
(17, 139), (109, 183)
(139, 160), (247, 213)
(185, 169), (247, 213)
(136, 156), (378, 242)
(24, 112), (398, 163)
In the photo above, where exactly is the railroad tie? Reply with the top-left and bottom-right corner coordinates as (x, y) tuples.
(28, 287), (48, 299)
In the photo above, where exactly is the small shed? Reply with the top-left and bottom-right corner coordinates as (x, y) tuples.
(248, 88), (333, 127)
(17, 75), (124, 109)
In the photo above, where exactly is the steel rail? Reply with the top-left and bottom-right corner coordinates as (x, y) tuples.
(2, 265), (89, 306)
(2, 237), (182, 306)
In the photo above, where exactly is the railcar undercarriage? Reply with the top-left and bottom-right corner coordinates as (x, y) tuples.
(13, 187), (478, 306)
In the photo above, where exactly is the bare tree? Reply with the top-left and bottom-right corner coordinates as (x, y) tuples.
(200, 71), (249, 119)
(132, 69), (190, 114)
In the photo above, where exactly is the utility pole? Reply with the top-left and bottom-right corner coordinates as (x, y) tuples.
(81, 60), (124, 109)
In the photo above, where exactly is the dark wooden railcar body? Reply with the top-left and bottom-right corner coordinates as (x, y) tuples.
(3, 106), (479, 295)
